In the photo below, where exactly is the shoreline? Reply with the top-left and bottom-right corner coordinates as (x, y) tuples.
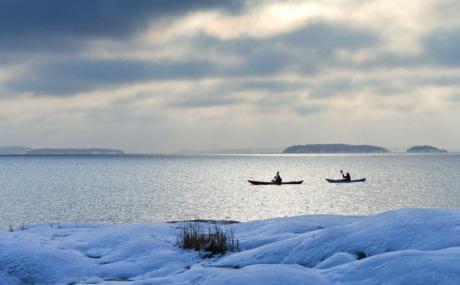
(1, 152), (460, 157)
(1, 208), (459, 284)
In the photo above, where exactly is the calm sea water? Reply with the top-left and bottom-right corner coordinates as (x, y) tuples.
(0, 154), (459, 227)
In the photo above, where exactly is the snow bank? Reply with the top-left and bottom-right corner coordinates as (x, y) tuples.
(1, 208), (459, 284)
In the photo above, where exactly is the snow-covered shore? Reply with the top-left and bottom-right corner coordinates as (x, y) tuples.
(1, 208), (460, 284)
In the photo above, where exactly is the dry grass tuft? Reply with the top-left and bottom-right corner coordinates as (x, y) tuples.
(176, 222), (239, 256)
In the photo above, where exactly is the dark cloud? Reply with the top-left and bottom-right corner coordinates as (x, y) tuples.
(356, 52), (426, 70)
(206, 21), (378, 75)
(411, 74), (460, 88)
(309, 77), (410, 98)
(0, 3), (385, 99)
(309, 78), (354, 98)
(280, 22), (377, 51)
(5, 59), (212, 95)
(170, 95), (244, 108)
(0, 0), (243, 52)
(235, 81), (306, 93)
(3, 20), (379, 96)
(346, 26), (460, 71)
(424, 28), (460, 66)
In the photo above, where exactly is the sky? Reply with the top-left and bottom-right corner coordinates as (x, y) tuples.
(1, 0), (460, 153)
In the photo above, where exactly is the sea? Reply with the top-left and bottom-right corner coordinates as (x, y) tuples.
(0, 154), (459, 227)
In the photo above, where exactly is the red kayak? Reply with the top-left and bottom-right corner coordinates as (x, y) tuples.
(248, 180), (303, 185)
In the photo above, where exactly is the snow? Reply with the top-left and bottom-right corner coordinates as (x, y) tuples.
(316, 252), (357, 269)
(1, 208), (460, 284)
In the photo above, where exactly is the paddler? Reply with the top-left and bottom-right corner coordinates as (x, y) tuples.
(272, 171), (282, 184)
(340, 170), (351, 182)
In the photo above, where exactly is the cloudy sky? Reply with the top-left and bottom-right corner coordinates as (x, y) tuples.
(1, 0), (459, 153)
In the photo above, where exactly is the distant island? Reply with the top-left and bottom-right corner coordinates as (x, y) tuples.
(407, 145), (447, 153)
(26, 148), (125, 155)
(0, 147), (125, 155)
(283, 144), (390, 154)
(0, 146), (32, 155)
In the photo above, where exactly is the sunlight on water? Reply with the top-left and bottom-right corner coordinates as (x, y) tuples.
(0, 154), (459, 227)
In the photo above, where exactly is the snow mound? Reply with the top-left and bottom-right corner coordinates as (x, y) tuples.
(316, 252), (357, 269)
(216, 208), (460, 268)
(1, 208), (460, 284)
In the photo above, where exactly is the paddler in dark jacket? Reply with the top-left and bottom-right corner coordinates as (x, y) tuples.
(341, 170), (351, 181)
(272, 171), (282, 184)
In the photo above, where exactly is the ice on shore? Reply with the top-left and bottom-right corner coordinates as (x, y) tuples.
(1, 208), (460, 284)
